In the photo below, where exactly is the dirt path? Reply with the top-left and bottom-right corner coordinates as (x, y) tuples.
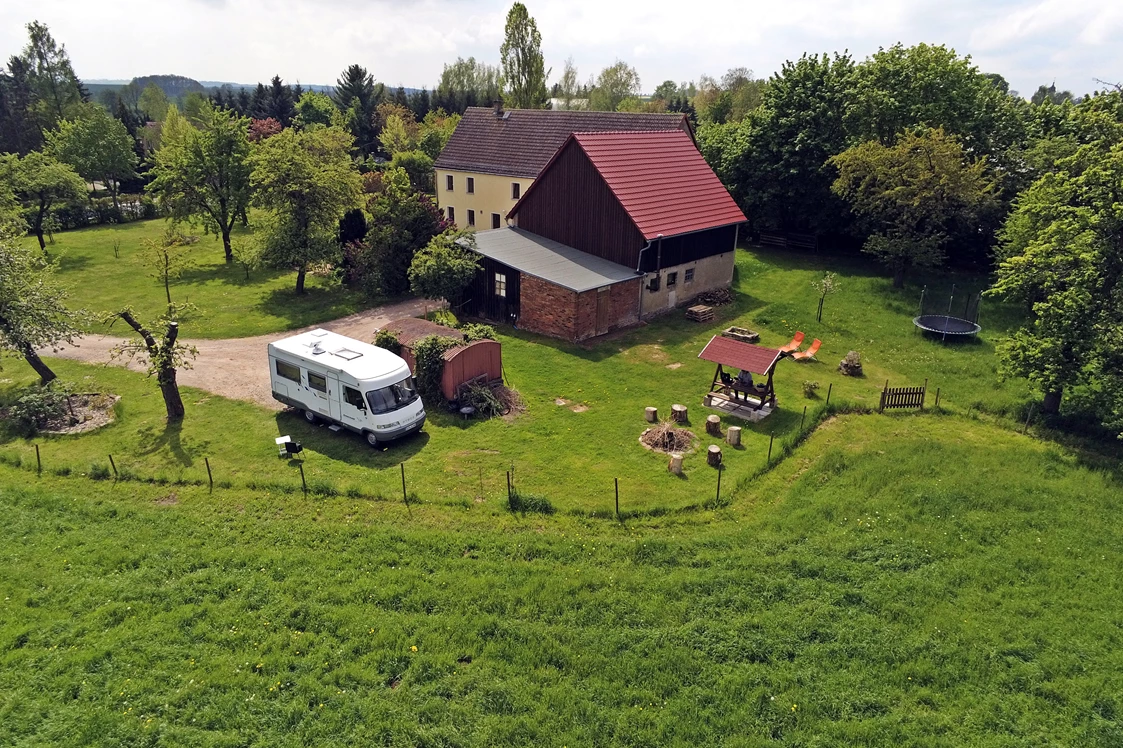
(46, 298), (433, 410)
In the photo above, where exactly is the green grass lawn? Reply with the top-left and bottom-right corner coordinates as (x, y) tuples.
(0, 244), (1050, 514)
(2, 414), (1121, 746)
(35, 219), (374, 339)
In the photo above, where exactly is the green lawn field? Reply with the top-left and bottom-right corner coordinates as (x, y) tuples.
(32, 218), (374, 339)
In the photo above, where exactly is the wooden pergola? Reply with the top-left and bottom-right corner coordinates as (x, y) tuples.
(698, 335), (785, 410)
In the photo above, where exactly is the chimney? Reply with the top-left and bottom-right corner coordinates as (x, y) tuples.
(494, 100), (504, 118)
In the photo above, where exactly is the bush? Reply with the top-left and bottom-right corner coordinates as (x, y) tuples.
(802, 380), (821, 398)
(426, 309), (458, 327)
(507, 489), (554, 515)
(373, 329), (402, 355)
(2, 386), (72, 436)
(412, 335), (461, 401)
(88, 463), (111, 480)
(463, 382), (504, 418)
(460, 323), (495, 343)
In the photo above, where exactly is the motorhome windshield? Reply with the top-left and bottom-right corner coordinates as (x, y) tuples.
(366, 376), (419, 414)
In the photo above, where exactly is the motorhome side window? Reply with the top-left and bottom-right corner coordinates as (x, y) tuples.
(276, 360), (300, 382)
(308, 372), (328, 392)
(343, 386), (365, 409)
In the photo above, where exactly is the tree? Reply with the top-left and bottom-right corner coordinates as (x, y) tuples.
(830, 128), (997, 287)
(46, 104), (138, 208)
(139, 83), (170, 121)
(418, 109), (460, 159)
(333, 64), (384, 156)
(265, 75), (295, 126)
(351, 166), (448, 296)
(21, 21), (82, 129)
(378, 112), (420, 155)
(106, 307), (197, 422)
(390, 150), (434, 192)
(148, 105), (253, 262)
(1031, 83), (1078, 106)
(0, 151), (86, 250)
(653, 80), (678, 102)
(250, 126), (361, 293)
(138, 226), (195, 308)
(0, 224), (86, 383)
(500, 2), (548, 109)
(293, 91), (337, 130)
(408, 230), (481, 308)
(181, 91), (211, 127)
(989, 142), (1123, 422)
(435, 57), (502, 114)
(558, 57), (581, 110)
(0, 57), (43, 154)
(248, 117), (281, 142)
(589, 61), (640, 112)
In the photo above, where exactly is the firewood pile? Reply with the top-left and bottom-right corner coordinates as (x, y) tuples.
(692, 288), (734, 306)
(641, 421), (696, 453)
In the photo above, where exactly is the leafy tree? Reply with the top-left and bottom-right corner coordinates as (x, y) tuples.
(830, 128), (997, 287)
(408, 230), (481, 308)
(435, 57), (502, 114)
(46, 104), (138, 207)
(1031, 83), (1078, 106)
(352, 166), (448, 296)
(333, 64), (384, 156)
(181, 91), (211, 127)
(0, 151), (86, 250)
(500, 2), (548, 109)
(138, 226), (195, 308)
(418, 109), (461, 159)
(248, 117), (282, 142)
(0, 223), (86, 383)
(21, 21), (83, 129)
(148, 105), (252, 263)
(249, 126), (361, 294)
(105, 306), (197, 422)
(378, 112), (419, 155)
(139, 83), (170, 121)
(653, 80), (678, 102)
(558, 57), (581, 110)
(390, 150), (434, 192)
(989, 142), (1123, 422)
(293, 91), (337, 130)
(589, 61), (640, 112)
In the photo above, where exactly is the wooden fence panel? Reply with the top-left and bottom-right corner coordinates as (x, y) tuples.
(879, 380), (928, 411)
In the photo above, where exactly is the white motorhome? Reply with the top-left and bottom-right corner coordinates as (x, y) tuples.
(267, 329), (426, 447)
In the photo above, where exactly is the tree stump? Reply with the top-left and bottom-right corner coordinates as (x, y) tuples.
(705, 414), (721, 436)
(726, 425), (742, 447)
(644, 406), (658, 423)
(668, 453), (683, 475)
(671, 404), (688, 423)
(707, 444), (722, 467)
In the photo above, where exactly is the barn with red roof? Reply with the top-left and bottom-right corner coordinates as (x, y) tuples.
(459, 129), (746, 342)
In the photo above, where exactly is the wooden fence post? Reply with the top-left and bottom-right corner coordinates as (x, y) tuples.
(299, 463), (307, 496)
(35, 444), (41, 475)
(205, 457), (213, 490)
(614, 478), (619, 519)
(767, 432), (775, 463)
(108, 455), (118, 480)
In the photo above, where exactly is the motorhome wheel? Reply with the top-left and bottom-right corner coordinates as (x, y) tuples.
(303, 409), (317, 424)
(365, 431), (379, 447)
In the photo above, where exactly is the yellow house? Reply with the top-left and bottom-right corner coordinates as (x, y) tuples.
(433, 105), (692, 231)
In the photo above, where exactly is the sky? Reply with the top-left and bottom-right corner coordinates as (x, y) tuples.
(1, 0), (1120, 98)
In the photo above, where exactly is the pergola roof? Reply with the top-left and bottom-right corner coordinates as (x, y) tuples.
(698, 335), (783, 375)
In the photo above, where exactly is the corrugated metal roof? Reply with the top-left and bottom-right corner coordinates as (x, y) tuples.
(698, 335), (783, 375)
(469, 227), (639, 293)
(567, 131), (747, 240)
(433, 107), (691, 179)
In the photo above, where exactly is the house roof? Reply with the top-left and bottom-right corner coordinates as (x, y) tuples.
(698, 335), (783, 376)
(511, 130), (747, 241)
(469, 227), (638, 293)
(433, 107), (692, 179)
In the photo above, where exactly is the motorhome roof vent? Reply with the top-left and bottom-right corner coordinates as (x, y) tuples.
(310, 329), (328, 337)
(333, 348), (362, 361)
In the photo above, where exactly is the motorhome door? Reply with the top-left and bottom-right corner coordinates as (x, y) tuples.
(339, 384), (367, 428)
(305, 370), (332, 418)
(326, 374), (342, 421)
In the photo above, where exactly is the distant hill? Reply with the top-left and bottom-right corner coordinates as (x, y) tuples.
(133, 74), (206, 99)
(85, 76), (423, 100)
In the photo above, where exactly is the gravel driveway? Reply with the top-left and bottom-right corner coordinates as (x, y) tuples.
(46, 298), (433, 409)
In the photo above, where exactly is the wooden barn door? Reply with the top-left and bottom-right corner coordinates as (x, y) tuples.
(596, 286), (611, 336)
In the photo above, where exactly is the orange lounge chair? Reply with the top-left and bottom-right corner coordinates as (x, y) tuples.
(791, 338), (821, 361)
(778, 331), (805, 353)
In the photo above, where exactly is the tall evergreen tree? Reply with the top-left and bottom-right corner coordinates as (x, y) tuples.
(250, 83), (268, 119)
(332, 64), (383, 156)
(265, 75), (295, 127)
(500, 2), (549, 109)
(236, 88), (252, 116)
(0, 57), (42, 154)
(20, 21), (83, 129)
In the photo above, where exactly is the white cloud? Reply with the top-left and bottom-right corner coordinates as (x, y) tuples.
(0, 0), (1118, 96)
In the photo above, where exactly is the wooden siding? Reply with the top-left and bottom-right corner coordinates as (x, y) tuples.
(639, 224), (738, 273)
(513, 140), (646, 268)
(462, 255), (520, 324)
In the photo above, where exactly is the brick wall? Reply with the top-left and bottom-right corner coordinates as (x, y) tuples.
(519, 274), (577, 340)
(610, 278), (642, 329)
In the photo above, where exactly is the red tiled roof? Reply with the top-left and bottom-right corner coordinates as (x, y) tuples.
(566, 130), (747, 240)
(698, 336), (783, 375)
(432, 107), (691, 179)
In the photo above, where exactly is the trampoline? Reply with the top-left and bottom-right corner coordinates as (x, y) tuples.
(913, 284), (982, 340)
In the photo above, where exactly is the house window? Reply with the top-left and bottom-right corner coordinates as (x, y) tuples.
(446, 175), (453, 191)
(308, 372), (328, 393)
(667, 272), (678, 287)
(275, 360), (300, 382)
(447, 206), (455, 223)
(343, 386), (365, 409)
(511, 182), (520, 200)
(685, 268), (695, 283)
(467, 209), (475, 226)
(466, 177), (475, 194)
(492, 213), (501, 229)
(495, 272), (507, 297)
